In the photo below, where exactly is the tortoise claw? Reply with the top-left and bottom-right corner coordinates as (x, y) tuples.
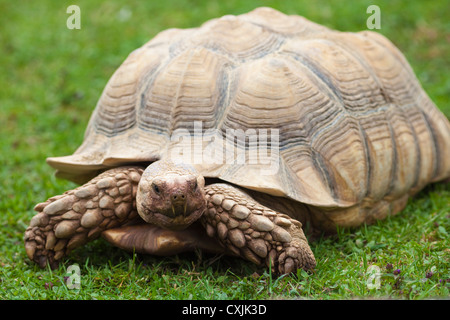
(38, 255), (48, 269)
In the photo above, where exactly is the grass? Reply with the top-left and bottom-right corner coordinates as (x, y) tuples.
(0, 0), (449, 300)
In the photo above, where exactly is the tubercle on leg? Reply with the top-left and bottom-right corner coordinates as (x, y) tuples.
(24, 166), (144, 269)
(200, 183), (316, 274)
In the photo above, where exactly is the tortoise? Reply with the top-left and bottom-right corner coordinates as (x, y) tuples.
(24, 7), (450, 274)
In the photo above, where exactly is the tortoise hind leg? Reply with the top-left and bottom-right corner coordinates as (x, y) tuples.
(24, 166), (144, 269)
(201, 183), (316, 274)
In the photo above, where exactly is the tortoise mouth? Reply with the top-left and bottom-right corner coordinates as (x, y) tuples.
(138, 202), (206, 231)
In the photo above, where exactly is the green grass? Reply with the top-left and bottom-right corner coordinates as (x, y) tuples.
(0, 0), (448, 300)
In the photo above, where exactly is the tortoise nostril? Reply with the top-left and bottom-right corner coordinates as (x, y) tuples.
(172, 193), (186, 202)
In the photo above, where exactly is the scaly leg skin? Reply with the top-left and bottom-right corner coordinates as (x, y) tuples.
(201, 183), (316, 274)
(24, 166), (144, 269)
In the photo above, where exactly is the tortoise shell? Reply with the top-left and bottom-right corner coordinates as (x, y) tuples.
(47, 7), (450, 211)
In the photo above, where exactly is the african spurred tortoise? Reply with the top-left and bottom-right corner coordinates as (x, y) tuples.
(24, 7), (450, 274)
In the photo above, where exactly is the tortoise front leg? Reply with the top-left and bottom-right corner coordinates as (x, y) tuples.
(201, 183), (316, 274)
(24, 166), (144, 268)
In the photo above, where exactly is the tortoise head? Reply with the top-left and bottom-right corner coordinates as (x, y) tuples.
(136, 160), (206, 230)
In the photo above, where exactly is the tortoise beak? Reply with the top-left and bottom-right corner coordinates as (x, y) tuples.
(170, 190), (188, 217)
(170, 203), (188, 217)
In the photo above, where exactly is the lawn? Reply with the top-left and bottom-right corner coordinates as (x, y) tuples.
(0, 0), (449, 301)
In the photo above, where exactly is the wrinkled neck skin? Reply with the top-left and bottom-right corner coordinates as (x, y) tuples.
(136, 160), (206, 230)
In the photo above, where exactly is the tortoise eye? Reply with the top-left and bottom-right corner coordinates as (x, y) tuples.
(152, 183), (160, 194)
